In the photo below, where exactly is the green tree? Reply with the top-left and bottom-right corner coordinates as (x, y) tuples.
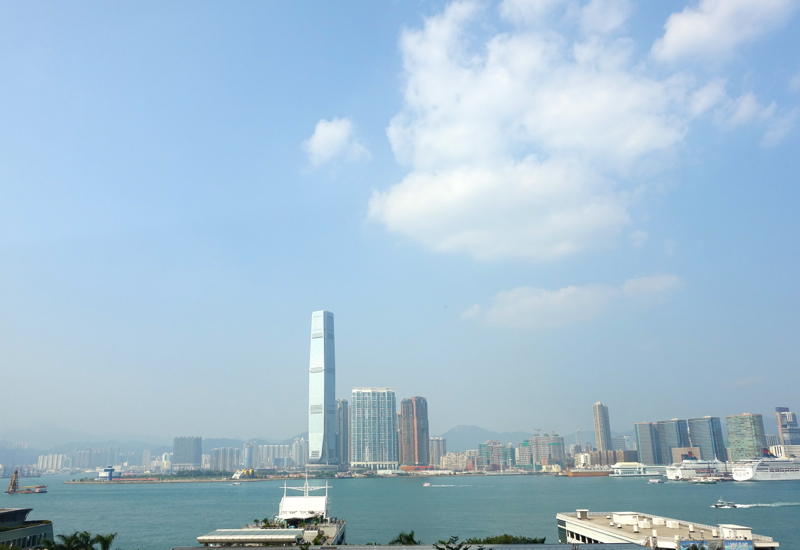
(433, 536), (481, 550)
(91, 533), (117, 550)
(389, 531), (421, 545)
(464, 535), (545, 545)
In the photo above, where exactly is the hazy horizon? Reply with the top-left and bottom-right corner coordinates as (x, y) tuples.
(1, 1), (798, 444)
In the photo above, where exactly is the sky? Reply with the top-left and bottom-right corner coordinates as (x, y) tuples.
(1, 0), (799, 445)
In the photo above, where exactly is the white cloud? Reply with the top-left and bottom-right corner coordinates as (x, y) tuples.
(689, 79), (727, 116)
(761, 108), (798, 147)
(369, 1), (699, 260)
(652, 0), (795, 64)
(628, 230), (649, 248)
(461, 304), (482, 319)
(469, 274), (683, 329)
(580, 0), (632, 35)
(302, 117), (370, 167)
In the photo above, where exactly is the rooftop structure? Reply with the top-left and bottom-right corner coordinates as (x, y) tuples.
(0, 508), (54, 550)
(181, 545), (640, 550)
(557, 509), (778, 548)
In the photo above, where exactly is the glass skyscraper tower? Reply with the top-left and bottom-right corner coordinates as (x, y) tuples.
(308, 310), (337, 465)
(593, 402), (612, 451)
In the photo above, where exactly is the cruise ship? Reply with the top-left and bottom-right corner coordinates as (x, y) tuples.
(665, 459), (728, 481)
(732, 457), (800, 481)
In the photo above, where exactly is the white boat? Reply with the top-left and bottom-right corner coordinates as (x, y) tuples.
(648, 479), (665, 484)
(732, 457), (800, 481)
(610, 462), (666, 477)
(666, 459), (728, 481)
(422, 482), (431, 487)
(231, 482), (241, 485)
(711, 498), (737, 508)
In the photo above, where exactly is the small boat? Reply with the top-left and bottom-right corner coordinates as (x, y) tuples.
(712, 498), (737, 508)
(690, 478), (717, 484)
(648, 479), (665, 484)
(231, 482), (241, 485)
(422, 482), (431, 487)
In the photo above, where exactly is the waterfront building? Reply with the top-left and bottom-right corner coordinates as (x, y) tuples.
(635, 423), (661, 465)
(0, 508), (53, 550)
(292, 438), (308, 468)
(243, 443), (255, 469)
(142, 450), (151, 470)
(439, 451), (466, 471)
(687, 416), (726, 461)
(350, 388), (399, 470)
(36, 454), (71, 471)
(592, 402), (612, 451)
(655, 419), (690, 464)
(726, 413), (768, 461)
(256, 445), (292, 468)
(525, 434), (566, 465)
(398, 397), (429, 466)
(201, 454), (211, 469)
(173, 437), (202, 471)
(588, 450), (638, 466)
(575, 429), (582, 448)
(776, 406), (800, 445)
(477, 440), (514, 470)
(335, 399), (349, 466)
(611, 435), (633, 451)
(210, 448), (241, 472)
(308, 310), (337, 466)
(557, 509), (779, 548)
(429, 437), (446, 468)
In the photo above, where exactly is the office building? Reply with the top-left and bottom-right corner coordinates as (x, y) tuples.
(291, 438), (307, 468)
(726, 413), (768, 461)
(243, 443), (255, 469)
(687, 416), (726, 461)
(308, 310), (337, 466)
(350, 388), (399, 470)
(635, 422), (661, 465)
(399, 397), (430, 466)
(173, 437), (202, 471)
(336, 399), (349, 465)
(429, 437), (446, 468)
(765, 434), (779, 447)
(670, 446), (702, 463)
(776, 407), (800, 445)
(593, 402), (612, 452)
(655, 419), (690, 464)
(0, 508), (54, 550)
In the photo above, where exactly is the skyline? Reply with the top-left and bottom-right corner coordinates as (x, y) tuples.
(1, 1), (800, 441)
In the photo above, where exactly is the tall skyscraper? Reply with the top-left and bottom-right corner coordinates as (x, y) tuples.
(308, 310), (336, 465)
(173, 437), (202, 471)
(243, 443), (255, 469)
(336, 399), (350, 466)
(635, 423), (661, 465)
(656, 419), (690, 464)
(726, 413), (768, 461)
(142, 450), (151, 470)
(429, 437), (446, 468)
(350, 388), (399, 470)
(776, 407), (800, 445)
(399, 397), (430, 466)
(687, 416), (726, 461)
(593, 402), (612, 451)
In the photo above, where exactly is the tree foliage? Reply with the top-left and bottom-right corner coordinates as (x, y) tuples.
(389, 531), (421, 545)
(39, 531), (118, 550)
(464, 535), (545, 545)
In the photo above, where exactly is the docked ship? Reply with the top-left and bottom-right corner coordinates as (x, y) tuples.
(732, 457), (800, 481)
(609, 462), (666, 477)
(196, 477), (345, 547)
(665, 459), (727, 481)
(4, 471), (47, 494)
(567, 468), (610, 477)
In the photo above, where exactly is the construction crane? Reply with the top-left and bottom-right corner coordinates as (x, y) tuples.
(532, 428), (541, 437)
(4, 470), (48, 494)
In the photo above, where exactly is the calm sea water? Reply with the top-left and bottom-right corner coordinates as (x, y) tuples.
(4, 474), (800, 550)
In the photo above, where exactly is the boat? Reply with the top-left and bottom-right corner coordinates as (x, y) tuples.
(4, 470), (48, 494)
(567, 468), (611, 477)
(196, 476), (345, 546)
(666, 459), (729, 481)
(690, 478), (717, 484)
(231, 482), (241, 485)
(422, 482), (431, 487)
(711, 498), (737, 508)
(610, 462), (666, 477)
(732, 457), (800, 481)
(648, 479), (665, 484)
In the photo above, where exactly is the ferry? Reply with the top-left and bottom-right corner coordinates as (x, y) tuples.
(648, 478), (665, 484)
(712, 498), (738, 508)
(666, 459), (728, 481)
(609, 462), (665, 477)
(732, 457), (800, 481)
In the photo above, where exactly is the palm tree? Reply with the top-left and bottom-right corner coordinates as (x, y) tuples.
(389, 531), (421, 545)
(75, 531), (94, 550)
(55, 533), (83, 550)
(91, 533), (117, 550)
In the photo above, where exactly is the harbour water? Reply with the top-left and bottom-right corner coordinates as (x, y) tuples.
(4, 474), (800, 550)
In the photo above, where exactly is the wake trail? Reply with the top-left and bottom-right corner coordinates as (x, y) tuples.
(736, 502), (800, 508)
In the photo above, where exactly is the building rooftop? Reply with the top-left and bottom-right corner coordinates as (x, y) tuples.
(558, 509), (778, 548)
(177, 545), (640, 550)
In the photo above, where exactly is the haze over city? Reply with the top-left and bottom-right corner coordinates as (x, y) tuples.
(1, 0), (799, 445)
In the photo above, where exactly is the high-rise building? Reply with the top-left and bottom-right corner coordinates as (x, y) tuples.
(292, 438), (308, 469)
(593, 402), (612, 452)
(173, 437), (202, 471)
(399, 397), (430, 466)
(336, 399), (349, 466)
(687, 416), (726, 461)
(478, 440), (514, 470)
(243, 443), (255, 469)
(575, 430), (582, 448)
(350, 388), (399, 470)
(765, 434), (779, 447)
(429, 437), (446, 468)
(142, 450), (151, 470)
(656, 419), (690, 464)
(776, 407), (800, 445)
(210, 448), (241, 471)
(635, 423), (661, 465)
(726, 413), (768, 461)
(308, 310), (337, 465)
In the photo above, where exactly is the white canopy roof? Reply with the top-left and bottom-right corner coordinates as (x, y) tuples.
(278, 495), (328, 520)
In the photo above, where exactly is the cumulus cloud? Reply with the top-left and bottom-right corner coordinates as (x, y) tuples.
(651, 0), (795, 64)
(303, 117), (369, 167)
(469, 274), (683, 329)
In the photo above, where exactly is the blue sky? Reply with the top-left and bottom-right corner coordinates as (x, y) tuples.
(1, 0), (799, 443)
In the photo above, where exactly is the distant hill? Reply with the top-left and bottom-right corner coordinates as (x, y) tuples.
(436, 425), (533, 452)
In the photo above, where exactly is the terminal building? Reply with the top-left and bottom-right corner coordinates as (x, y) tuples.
(0, 508), (54, 550)
(557, 509), (778, 548)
